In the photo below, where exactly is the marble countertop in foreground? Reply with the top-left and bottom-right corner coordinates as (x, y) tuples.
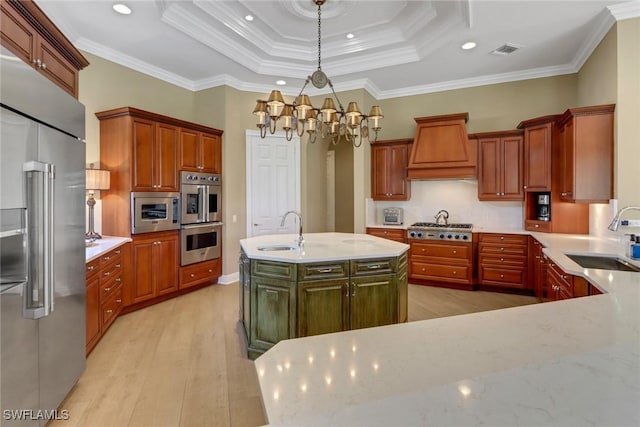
(255, 232), (640, 426)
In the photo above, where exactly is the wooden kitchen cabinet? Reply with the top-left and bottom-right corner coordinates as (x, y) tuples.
(519, 116), (559, 192)
(366, 227), (407, 243)
(0, 0), (89, 98)
(475, 130), (524, 201)
(556, 104), (615, 203)
(85, 243), (130, 355)
(528, 237), (547, 301)
(478, 233), (529, 291)
(179, 129), (223, 174)
(131, 119), (179, 191)
(129, 231), (179, 305)
(371, 139), (411, 201)
(409, 240), (473, 290)
(298, 278), (349, 337)
(546, 258), (573, 301)
(179, 257), (222, 289)
(98, 107), (223, 237)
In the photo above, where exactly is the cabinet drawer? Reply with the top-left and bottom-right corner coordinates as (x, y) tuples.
(410, 242), (471, 261)
(479, 243), (527, 256)
(253, 260), (297, 281)
(366, 228), (406, 242)
(86, 258), (100, 281)
(410, 261), (471, 283)
(99, 247), (123, 268)
(298, 261), (349, 281)
(101, 287), (123, 331)
(479, 254), (527, 268)
(479, 267), (526, 286)
(350, 258), (395, 276)
(101, 272), (123, 300)
(180, 259), (221, 289)
(525, 220), (551, 232)
(100, 259), (123, 284)
(479, 233), (528, 245)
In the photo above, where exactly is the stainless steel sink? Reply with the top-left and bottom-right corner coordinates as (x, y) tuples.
(257, 244), (298, 251)
(566, 254), (640, 272)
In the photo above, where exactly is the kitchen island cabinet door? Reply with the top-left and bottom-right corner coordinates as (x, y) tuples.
(251, 277), (296, 352)
(350, 274), (396, 330)
(298, 279), (349, 337)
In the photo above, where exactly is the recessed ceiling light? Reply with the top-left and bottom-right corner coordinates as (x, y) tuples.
(245, 15), (254, 21)
(276, 80), (286, 86)
(112, 3), (132, 15)
(346, 33), (355, 39)
(461, 42), (476, 50)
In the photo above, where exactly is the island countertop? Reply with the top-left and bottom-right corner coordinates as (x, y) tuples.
(255, 232), (640, 426)
(240, 232), (408, 263)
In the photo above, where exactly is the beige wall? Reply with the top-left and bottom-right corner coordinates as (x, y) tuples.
(614, 18), (640, 209)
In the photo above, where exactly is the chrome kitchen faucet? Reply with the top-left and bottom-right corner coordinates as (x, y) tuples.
(281, 210), (304, 248)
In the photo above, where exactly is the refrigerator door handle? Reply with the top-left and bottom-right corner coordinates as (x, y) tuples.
(22, 160), (55, 319)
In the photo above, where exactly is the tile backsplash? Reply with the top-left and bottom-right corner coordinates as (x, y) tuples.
(367, 180), (523, 229)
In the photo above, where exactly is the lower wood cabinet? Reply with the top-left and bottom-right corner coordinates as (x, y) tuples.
(409, 240), (473, 289)
(545, 258), (573, 301)
(366, 227), (407, 243)
(128, 231), (179, 306)
(85, 242), (130, 355)
(528, 237), (547, 301)
(478, 233), (529, 291)
(179, 258), (222, 289)
(242, 251), (407, 360)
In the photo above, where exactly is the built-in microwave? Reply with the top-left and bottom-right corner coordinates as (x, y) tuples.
(130, 192), (180, 234)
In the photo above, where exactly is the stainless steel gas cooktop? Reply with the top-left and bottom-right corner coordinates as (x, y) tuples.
(407, 222), (473, 241)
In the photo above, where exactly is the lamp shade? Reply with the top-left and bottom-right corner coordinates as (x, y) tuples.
(86, 168), (110, 191)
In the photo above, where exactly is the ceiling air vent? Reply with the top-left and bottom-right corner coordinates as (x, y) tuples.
(491, 44), (521, 56)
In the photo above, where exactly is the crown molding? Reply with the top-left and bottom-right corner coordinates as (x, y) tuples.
(571, 9), (617, 72)
(607, 1), (640, 20)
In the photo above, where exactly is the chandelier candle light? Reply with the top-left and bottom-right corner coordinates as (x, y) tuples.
(253, 0), (383, 147)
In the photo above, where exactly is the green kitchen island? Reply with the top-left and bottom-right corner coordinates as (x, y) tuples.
(239, 232), (409, 359)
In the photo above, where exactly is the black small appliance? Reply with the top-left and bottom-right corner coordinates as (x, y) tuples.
(537, 194), (550, 221)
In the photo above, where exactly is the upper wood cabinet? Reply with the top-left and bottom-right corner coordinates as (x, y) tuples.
(555, 104), (615, 203)
(371, 139), (411, 201)
(97, 107), (223, 237)
(408, 113), (476, 179)
(0, 0), (89, 98)
(131, 118), (179, 192)
(474, 130), (524, 201)
(518, 115), (560, 192)
(179, 129), (222, 174)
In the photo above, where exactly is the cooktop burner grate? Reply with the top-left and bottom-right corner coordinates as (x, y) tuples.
(410, 222), (473, 229)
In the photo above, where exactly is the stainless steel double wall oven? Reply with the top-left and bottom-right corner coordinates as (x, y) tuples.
(180, 171), (222, 266)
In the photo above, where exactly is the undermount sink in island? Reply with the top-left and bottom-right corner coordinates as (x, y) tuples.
(239, 232), (409, 360)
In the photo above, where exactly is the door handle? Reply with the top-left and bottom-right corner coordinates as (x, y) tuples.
(23, 161), (55, 319)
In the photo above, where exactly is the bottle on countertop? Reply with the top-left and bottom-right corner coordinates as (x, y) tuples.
(627, 234), (636, 257)
(632, 236), (640, 260)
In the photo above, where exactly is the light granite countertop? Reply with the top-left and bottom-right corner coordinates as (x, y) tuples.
(85, 236), (131, 262)
(255, 231), (640, 426)
(240, 232), (408, 263)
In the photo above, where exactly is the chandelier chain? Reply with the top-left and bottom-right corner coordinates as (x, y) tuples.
(317, 2), (322, 70)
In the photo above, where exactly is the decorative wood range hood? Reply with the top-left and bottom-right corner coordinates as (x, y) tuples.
(407, 113), (477, 180)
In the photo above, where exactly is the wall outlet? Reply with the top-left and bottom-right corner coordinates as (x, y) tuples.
(621, 219), (640, 227)
(232, 214), (237, 223)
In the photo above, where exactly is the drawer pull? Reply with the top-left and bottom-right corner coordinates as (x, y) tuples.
(106, 309), (113, 314)
(500, 274), (504, 278)
(87, 266), (94, 271)
(534, 224), (540, 228)
(115, 250), (121, 254)
(314, 268), (334, 273)
(116, 264), (121, 268)
(500, 258), (504, 262)
(208, 269), (213, 273)
(104, 271), (110, 276)
(500, 248), (504, 252)
(452, 250), (457, 254)
(500, 237), (504, 240)
(366, 264), (382, 269)
(452, 271), (457, 275)
(421, 268), (426, 272)
(116, 278), (121, 283)
(116, 299), (122, 303)
(190, 274), (195, 278)
(104, 287), (111, 292)
(421, 248), (425, 252)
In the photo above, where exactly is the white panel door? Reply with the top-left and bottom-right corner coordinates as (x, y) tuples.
(246, 130), (300, 237)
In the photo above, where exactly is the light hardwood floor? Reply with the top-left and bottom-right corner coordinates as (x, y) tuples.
(52, 283), (537, 427)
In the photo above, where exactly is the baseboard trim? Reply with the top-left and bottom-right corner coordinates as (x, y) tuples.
(218, 271), (239, 285)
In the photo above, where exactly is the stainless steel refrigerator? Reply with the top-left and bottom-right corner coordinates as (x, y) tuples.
(1, 46), (86, 426)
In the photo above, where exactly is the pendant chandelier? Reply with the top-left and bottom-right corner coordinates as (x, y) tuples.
(252, 0), (383, 147)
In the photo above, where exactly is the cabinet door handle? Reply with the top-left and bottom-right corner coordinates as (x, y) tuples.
(103, 256), (110, 261)
(115, 263), (121, 268)
(87, 266), (94, 271)
(452, 250), (457, 254)
(500, 274), (504, 278)
(208, 269), (213, 273)
(351, 283), (356, 297)
(452, 271), (457, 275)
(41, 62), (46, 70)
(345, 283), (349, 297)
(116, 299), (122, 303)
(115, 250), (121, 254)
(104, 271), (110, 276)
(500, 237), (505, 240)
(190, 274), (195, 278)
(106, 309), (113, 314)
(500, 258), (504, 262)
